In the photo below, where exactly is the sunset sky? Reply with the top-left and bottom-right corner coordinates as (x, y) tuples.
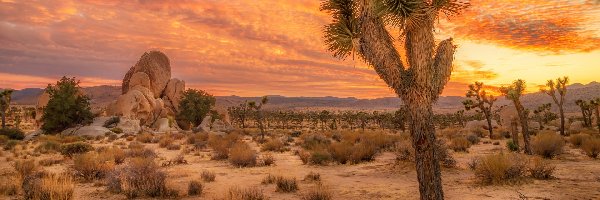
(1, 0), (599, 98)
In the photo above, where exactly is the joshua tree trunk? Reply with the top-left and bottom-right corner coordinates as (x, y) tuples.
(408, 102), (443, 199)
(485, 111), (493, 137)
(1, 111), (5, 129)
(515, 101), (531, 154)
(558, 104), (565, 135)
(510, 117), (520, 150)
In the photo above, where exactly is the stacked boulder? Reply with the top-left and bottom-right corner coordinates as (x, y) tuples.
(107, 51), (185, 130)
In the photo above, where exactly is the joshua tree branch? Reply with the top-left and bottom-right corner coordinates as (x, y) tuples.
(356, 0), (406, 95)
(431, 38), (455, 98)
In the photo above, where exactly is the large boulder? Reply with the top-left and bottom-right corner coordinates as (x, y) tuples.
(163, 78), (185, 113)
(569, 121), (585, 133)
(116, 118), (141, 134)
(211, 119), (233, 132)
(108, 90), (153, 124)
(122, 51), (171, 98)
(128, 72), (151, 90)
(61, 125), (111, 137)
(196, 116), (212, 132)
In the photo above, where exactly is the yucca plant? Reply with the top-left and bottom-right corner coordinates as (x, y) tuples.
(500, 79), (531, 154)
(321, 0), (469, 199)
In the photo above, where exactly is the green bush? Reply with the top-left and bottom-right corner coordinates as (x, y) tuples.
(309, 149), (331, 165)
(0, 128), (24, 140)
(41, 77), (93, 133)
(60, 142), (93, 157)
(35, 141), (62, 154)
(176, 89), (216, 129)
(506, 139), (519, 152)
(3, 140), (18, 150)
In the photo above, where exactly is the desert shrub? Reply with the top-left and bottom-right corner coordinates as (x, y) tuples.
(440, 128), (462, 140)
(349, 143), (378, 163)
(0, 135), (8, 144)
(166, 143), (181, 150)
(529, 157), (555, 179)
(304, 172), (321, 182)
(359, 131), (399, 150)
(450, 136), (471, 152)
(0, 174), (19, 196)
(301, 184), (333, 200)
(506, 139), (519, 152)
(466, 134), (480, 145)
(110, 157), (176, 198)
(209, 136), (231, 160)
(490, 132), (503, 140)
(261, 174), (279, 184)
(226, 186), (266, 200)
(73, 152), (115, 181)
(22, 172), (74, 200)
(35, 141), (62, 154)
(188, 180), (203, 196)
(328, 142), (353, 164)
(300, 133), (330, 150)
(297, 150), (311, 164)
(395, 141), (413, 162)
(229, 142), (257, 167)
(0, 128), (25, 140)
(14, 159), (37, 178)
(103, 116), (120, 128)
(276, 176), (298, 193)
(581, 137), (600, 158)
(309, 149), (331, 165)
(471, 153), (527, 184)
(569, 133), (590, 147)
(39, 158), (63, 166)
(186, 133), (208, 145)
(60, 142), (93, 157)
(110, 127), (123, 134)
(201, 170), (216, 182)
(4, 140), (18, 150)
(41, 77), (93, 133)
(177, 89), (216, 128)
(97, 146), (126, 164)
(158, 137), (173, 148)
(125, 147), (156, 159)
(136, 133), (154, 143)
(262, 153), (275, 166)
(531, 131), (564, 158)
(261, 138), (285, 152)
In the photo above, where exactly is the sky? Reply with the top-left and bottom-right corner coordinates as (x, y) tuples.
(1, 0), (599, 99)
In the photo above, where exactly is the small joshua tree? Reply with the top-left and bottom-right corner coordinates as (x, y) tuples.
(500, 79), (531, 154)
(575, 99), (594, 128)
(462, 82), (497, 137)
(227, 102), (250, 128)
(321, 0), (469, 199)
(249, 96), (268, 142)
(532, 103), (557, 130)
(541, 77), (568, 135)
(0, 89), (14, 129)
(591, 98), (600, 134)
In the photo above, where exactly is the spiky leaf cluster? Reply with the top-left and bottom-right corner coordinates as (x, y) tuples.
(321, 0), (360, 59)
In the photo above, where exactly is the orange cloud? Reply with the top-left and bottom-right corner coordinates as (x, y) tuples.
(446, 0), (600, 53)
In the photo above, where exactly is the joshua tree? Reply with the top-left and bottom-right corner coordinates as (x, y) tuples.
(248, 96), (268, 141)
(592, 98), (600, 134)
(455, 109), (465, 127)
(462, 82), (497, 137)
(500, 79), (531, 154)
(0, 89), (14, 129)
(227, 102), (250, 128)
(532, 103), (557, 130)
(321, 0), (468, 198)
(541, 77), (568, 135)
(510, 116), (519, 151)
(575, 99), (594, 127)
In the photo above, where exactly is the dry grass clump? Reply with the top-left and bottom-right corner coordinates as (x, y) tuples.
(309, 149), (331, 165)
(301, 184), (333, 200)
(261, 138), (285, 152)
(297, 149), (311, 164)
(188, 180), (203, 196)
(569, 133), (590, 147)
(4, 140), (18, 150)
(529, 157), (555, 179)
(531, 131), (565, 158)
(35, 141), (62, 154)
(328, 142), (353, 164)
(226, 186), (266, 200)
(39, 158), (63, 166)
(471, 153), (528, 184)
(229, 141), (257, 167)
(262, 153), (275, 166)
(466, 134), (480, 145)
(0, 173), (19, 196)
(304, 172), (321, 182)
(158, 137), (174, 148)
(108, 157), (178, 198)
(581, 137), (600, 158)
(440, 127), (463, 140)
(136, 133), (156, 143)
(97, 146), (126, 164)
(166, 143), (181, 150)
(14, 159), (37, 178)
(208, 134), (239, 160)
(450, 136), (471, 152)
(125, 146), (156, 159)
(60, 142), (93, 157)
(201, 170), (216, 182)
(73, 151), (115, 181)
(22, 172), (74, 200)
(261, 174), (278, 185)
(300, 133), (331, 150)
(276, 176), (298, 193)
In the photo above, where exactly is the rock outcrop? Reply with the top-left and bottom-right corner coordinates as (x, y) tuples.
(107, 51), (185, 128)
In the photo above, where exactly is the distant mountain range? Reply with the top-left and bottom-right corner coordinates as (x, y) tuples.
(7, 82), (600, 114)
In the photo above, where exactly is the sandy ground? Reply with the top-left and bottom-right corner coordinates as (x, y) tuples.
(1, 135), (599, 200)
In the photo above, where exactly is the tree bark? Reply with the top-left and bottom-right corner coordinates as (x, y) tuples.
(484, 110), (493, 138)
(515, 101), (531, 154)
(510, 117), (520, 151)
(408, 102), (443, 200)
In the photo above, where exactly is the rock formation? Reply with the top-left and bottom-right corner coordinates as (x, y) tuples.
(107, 51), (185, 128)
